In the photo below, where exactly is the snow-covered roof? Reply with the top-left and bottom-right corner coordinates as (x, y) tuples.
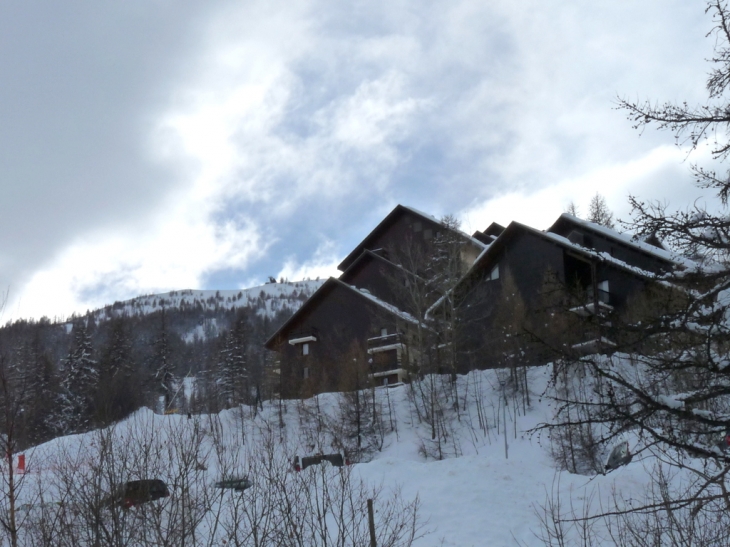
(542, 231), (663, 279)
(400, 205), (488, 250)
(460, 218), (687, 294)
(551, 213), (692, 267)
(338, 204), (486, 272)
(342, 282), (424, 326)
(264, 277), (425, 349)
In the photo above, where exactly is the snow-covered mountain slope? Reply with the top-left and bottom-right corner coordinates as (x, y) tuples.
(89, 280), (324, 322)
(14, 366), (658, 547)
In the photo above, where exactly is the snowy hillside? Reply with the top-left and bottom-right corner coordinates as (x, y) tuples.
(89, 280), (324, 322)
(7, 366), (662, 547)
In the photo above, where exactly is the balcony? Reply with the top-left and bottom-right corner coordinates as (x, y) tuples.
(367, 332), (405, 353)
(367, 333), (408, 386)
(288, 327), (319, 345)
(569, 288), (613, 317)
(571, 336), (617, 355)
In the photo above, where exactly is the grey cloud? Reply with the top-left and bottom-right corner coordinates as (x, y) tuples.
(0, 1), (232, 290)
(202, 0), (715, 289)
(0, 0), (719, 316)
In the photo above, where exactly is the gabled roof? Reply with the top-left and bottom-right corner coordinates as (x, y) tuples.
(264, 277), (421, 350)
(484, 222), (506, 238)
(337, 205), (441, 272)
(459, 219), (686, 292)
(339, 248), (420, 285)
(548, 214), (687, 266)
(337, 204), (486, 272)
(339, 249), (392, 281)
(472, 223), (505, 245)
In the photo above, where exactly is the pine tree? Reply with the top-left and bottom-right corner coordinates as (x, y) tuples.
(97, 316), (138, 422)
(587, 193), (615, 228)
(216, 312), (249, 408)
(8, 334), (59, 446)
(565, 201), (580, 217)
(58, 321), (99, 433)
(153, 305), (176, 412)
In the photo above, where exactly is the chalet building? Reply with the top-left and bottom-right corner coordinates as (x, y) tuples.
(452, 214), (684, 367)
(265, 205), (487, 395)
(265, 205), (685, 396)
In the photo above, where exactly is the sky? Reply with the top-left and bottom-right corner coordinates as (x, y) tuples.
(0, 0), (720, 321)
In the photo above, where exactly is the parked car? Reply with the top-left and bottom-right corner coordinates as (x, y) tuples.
(293, 453), (346, 471)
(214, 477), (252, 491)
(107, 479), (170, 509)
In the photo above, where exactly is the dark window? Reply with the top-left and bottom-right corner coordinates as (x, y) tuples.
(564, 253), (592, 290)
(567, 230), (584, 245)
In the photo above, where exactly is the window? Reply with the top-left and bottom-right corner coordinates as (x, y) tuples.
(380, 327), (388, 337)
(423, 228), (433, 240)
(489, 264), (499, 281)
(567, 230), (584, 246)
(303, 366), (309, 379)
(597, 280), (610, 304)
(413, 221), (422, 232)
(302, 343), (309, 356)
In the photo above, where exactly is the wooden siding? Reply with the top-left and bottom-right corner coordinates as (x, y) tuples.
(274, 282), (406, 396)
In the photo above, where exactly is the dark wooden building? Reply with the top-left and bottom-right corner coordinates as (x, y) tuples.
(453, 213), (683, 366)
(265, 207), (687, 396)
(265, 205), (486, 395)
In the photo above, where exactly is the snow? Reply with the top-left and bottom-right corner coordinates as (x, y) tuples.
(657, 394), (685, 409)
(556, 213), (693, 267)
(401, 205), (488, 250)
(367, 343), (405, 353)
(344, 281), (425, 326)
(8, 365), (669, 547)
(543, 231), (670, 279)
(89, 280), (324, 323)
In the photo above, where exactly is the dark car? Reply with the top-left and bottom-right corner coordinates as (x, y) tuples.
(108, 479), (170, 509)
(214, 477), (252, 491)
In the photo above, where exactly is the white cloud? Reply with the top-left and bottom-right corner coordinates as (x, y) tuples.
(11, 196), (266, 320)
(459, 145), (696, 233)
(1, 0), (719, 321)
(276, 240), (341, 282)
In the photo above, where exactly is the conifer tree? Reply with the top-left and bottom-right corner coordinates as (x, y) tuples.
(58, 321), (99, 433)
(565, 201), (580, 217)
(153, 305), (176, 412)
(216, 312), (249, 407)
(97, 316), (138, 423)
(587, 193), (615, 228)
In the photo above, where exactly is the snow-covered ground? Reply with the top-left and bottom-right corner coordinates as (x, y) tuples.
(10, 366), (656, 546)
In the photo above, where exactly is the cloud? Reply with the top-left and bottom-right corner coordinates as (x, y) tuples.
(276, 240), (341, 283)
(0, 0), (719, 320)
(458, 145), (700, 234)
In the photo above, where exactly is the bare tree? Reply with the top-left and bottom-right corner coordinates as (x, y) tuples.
(534, 2), (730, 543)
